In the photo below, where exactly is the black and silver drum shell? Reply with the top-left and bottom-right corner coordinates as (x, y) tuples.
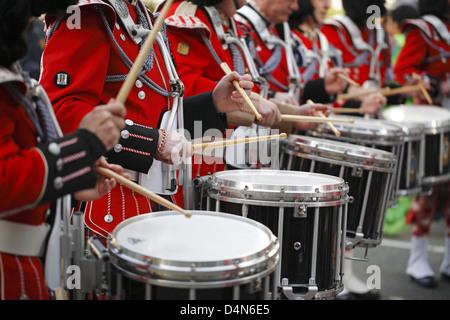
(309, 116), (405, 147)
(206, 169), (349, 208)
(108, 211), (279, 289)
(282, 135), (397, 173)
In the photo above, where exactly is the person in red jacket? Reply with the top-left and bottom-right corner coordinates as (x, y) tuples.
(288, 0), (387, 115)
(393, 0), (450, 288)
(0, 0), (129, 300)
(40, 0), (255, 238)
(321, 0), (398, 114)
(163, 0), (332, 172)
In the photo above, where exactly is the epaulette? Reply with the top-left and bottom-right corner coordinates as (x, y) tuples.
(402, 18), (433, 39)
(165, 15), (210, 32)
(45, 0), (116, 29)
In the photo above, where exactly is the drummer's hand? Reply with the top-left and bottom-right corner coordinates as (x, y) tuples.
(156, 130), (192, 165)
(361, 93), (386, 114)
(324, 68), (350, 94)
(213, 72), (254, 113)
(74, 157), (131, 201)
(273, 92), (299, 106)
(254, 98), (282, 127)
(79, 100), (126, 151)
(293, 103), (331, 130)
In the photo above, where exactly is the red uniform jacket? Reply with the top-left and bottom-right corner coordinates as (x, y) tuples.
(321, 15), (391, 87)
(0, 66), (105, 299)
(235, 4), (292, 94)
(40, 0), (227, 237)
(394, 16), (450, 103)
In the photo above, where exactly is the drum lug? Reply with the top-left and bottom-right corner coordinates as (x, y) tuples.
(294, 205), (307, 218)
(351, 167), (363, 177)
(246, 276), (263, 294)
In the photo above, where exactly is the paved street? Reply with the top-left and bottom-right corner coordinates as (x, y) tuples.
(349, 216), (450, 300)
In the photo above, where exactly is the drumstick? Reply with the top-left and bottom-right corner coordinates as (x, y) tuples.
(96, 167), (192, 218)
(115, 0), (174, 104)
(220, 62), (263, 121)
(419, 83), (433, 105)
(280, 114), (354, 123)
(307, 100), (341, 137)
(192, 133), (287, 151)
(331, 107), (364, 114)
(268, 98), (355, 123)
(337, 84), (422, 101)
(337, 73), (360, 87)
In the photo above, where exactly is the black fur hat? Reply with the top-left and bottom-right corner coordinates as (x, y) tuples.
(418, 0), (449, 20)
(0, 0), (77, 68)
(342, 0), (387, 27)
(288, 0), (315, 28)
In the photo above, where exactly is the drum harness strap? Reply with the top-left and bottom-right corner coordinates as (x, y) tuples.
(326, 14), (389, 86)
(235, 5), (289, 93)
(415, 15), (450, 64)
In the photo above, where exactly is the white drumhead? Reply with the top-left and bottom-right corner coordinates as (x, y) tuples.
(213, 169), (343, 188)
(380, 105), (450, 129)
(114, 212), (273, 262)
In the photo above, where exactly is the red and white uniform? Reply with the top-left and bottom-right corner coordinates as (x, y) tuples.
(164, 0), (231, 177)
(321, 14), (392, 88)
(40, 0), (172, 237)
(291, 27), (337, 86)
(0, 66), (105, 299)
(394, 15), (450, 105)
(40, 0), (227, 237)
(235, 3), (295, 96)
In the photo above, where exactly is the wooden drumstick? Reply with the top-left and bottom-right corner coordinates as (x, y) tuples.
(419, 83), (433, 105)
(96, 167), (192, 218)
(331, 107), (364, 114)
(115, 0), (174, 104)
(307, 100), (341, 137)
(192, 133), (287, 151)
(220, 62), (263, 121)
(280, 114), (354, 123)
(267, 97), (355, 123)
(337, 73), (360, 88)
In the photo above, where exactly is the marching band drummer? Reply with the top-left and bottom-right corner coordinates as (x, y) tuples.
(162, 0), (331, 150)
(162, 0), (283, 177)
(0, 0), (130, 300)
(321, 0), (396, 114)
(235, 0), (348, 107)
(39, 0), (255, 238)
(393, 0), (450, 288)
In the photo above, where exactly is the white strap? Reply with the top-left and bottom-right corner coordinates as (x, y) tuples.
(0, 220), (50, 257)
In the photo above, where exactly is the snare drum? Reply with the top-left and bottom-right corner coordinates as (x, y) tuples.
(379, 105), (450, 189)
(280, 135), (397, 254)
(108, 211), (279, 300)
(309, 116), (404, 206)
(206, 169), (349, 300)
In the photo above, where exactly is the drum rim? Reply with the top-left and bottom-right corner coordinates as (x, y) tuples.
(379, 105), (450, 133)
(284, 135), (397, 172)
(108, 211), (279, 284)
(208, 169), (350, 203)
(310, 116), (405, 145)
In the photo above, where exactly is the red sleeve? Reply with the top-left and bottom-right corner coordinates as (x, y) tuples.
(0, 87), (47, 215)
(393, 27), (428, 84)
(167, 26), (219, 96)
(40, 7), (111, 135)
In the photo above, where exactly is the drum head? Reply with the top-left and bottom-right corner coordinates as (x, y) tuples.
(108, 211), (279, 287)
(380, 105), (450, 133)
(208, 169), (349, 205)
(284, 135), (397, 172)
(311, 115), (404, 146)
